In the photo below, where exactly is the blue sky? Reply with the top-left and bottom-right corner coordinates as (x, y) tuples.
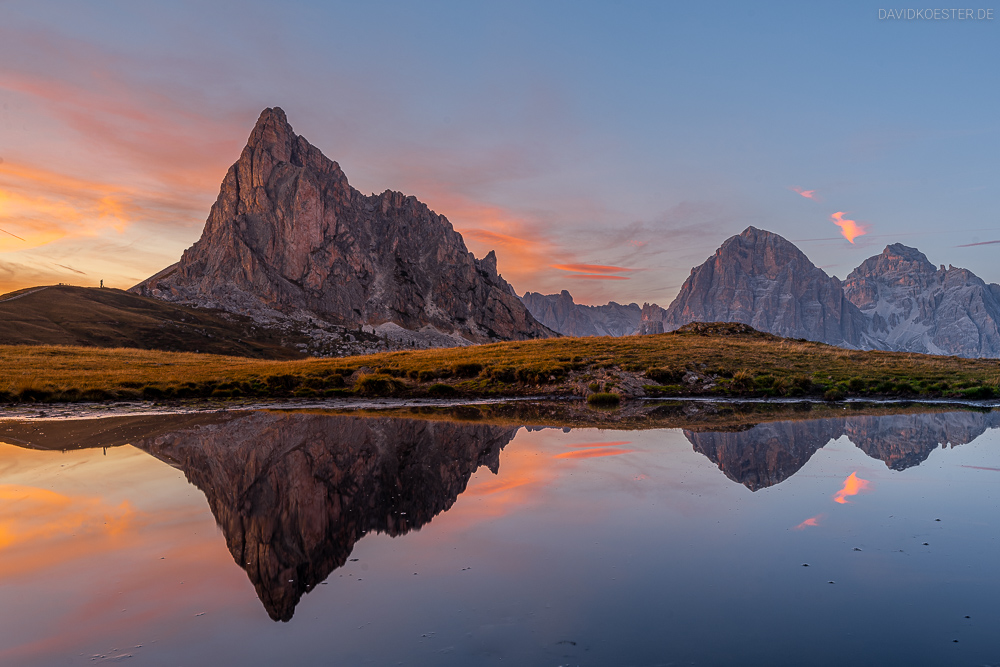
(0, 0), (996, 303)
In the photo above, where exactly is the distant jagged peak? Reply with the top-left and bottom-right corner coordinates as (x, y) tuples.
(849, 243), (936, 280)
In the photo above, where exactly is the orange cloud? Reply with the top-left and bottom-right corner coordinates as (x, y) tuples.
(831, 212), (869, 244)
(568, 274), (630, 280)
(833, 471), (871, 504)
(793, 514), (823, 530)
(0, 484), (138, 577)
(552, 263), (635, 274)
(555, 447), (634, 459)
(554, 440), (633, 459)
(792, 186), (819, 200)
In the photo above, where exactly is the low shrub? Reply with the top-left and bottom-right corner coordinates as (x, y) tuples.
(451, 362), (483, 378)
(355, 374), (405, 396)
(824, 388), (845, 401)
(587, 392), (621, 407)
(961, 385), (994, 400)
(427, 383), (457, 397)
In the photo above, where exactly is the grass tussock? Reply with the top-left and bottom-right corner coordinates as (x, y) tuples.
(1, 323), (999, 404)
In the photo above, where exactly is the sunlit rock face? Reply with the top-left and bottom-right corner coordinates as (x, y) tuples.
(843, 244), (1000, 358)
(657, 227), (869, 347)
(135, 412), (518, 621)
(521, 290), (644, 337)
(130, 107), (553, 345)
(684, 418), (846, 490)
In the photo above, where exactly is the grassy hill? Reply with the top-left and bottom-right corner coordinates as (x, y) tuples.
(0, 285), (305, 359)
(0, 322), (998, 403)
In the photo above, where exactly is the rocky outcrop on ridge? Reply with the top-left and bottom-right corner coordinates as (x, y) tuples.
(521, 290), (644, 336)
(136, 411), (518, 622)
(843, 244), (1000, 358)
(130, 107), (554, 353)
(654, 227), (869, 347)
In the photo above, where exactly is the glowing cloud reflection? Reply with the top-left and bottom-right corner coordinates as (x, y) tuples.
(833, 471), (871, 504)
(793, 514), (823, 530)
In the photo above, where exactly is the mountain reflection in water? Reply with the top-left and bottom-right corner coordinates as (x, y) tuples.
(3, 405), (998, 628)
(133, 412), (518, 621)
(685, 409), (1000, 491)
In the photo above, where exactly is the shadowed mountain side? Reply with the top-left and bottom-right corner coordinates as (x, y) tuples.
(0, 285), (306, 358)
(684, 418), (845, 490)
(685, 409), (1000, 487)
(133, 412), (519, 622)
(844, 411), (1000, 470)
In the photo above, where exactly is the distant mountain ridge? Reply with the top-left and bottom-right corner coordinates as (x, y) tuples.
(521, 290), (645, 337)
(638, 227), (1000, 358)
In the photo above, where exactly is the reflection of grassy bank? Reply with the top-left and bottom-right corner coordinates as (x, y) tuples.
(1, 322), (999, 404)
(2, 401), (992, 449)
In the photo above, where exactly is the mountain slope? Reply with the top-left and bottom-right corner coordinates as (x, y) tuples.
(843, 244), (1000, 358)
(131, 107), (553, 347)
(657, 226), (868, 347)
(521, 290), (644, 336)
(0, 285), (305, 358)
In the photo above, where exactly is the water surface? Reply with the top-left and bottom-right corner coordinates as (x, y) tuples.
(1, 406), (999, 665)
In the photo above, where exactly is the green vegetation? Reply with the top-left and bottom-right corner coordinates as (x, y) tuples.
(0, 322), (998, 404)
(587, 392), (621, 407)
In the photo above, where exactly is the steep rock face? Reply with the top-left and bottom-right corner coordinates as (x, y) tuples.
(637, 302), (667, 335)
(521, 290), (643, 336)
(136, 411), (518, 622)
(658, 227), (868, 347)
(131, 107), (553, 344)
(843, 244), (1000, 358)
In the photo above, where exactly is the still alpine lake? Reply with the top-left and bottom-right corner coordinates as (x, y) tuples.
(1, 403), (999, 666)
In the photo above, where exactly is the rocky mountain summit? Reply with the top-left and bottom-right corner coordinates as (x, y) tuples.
(639, 228), (1000, 358)
(652, 226), (869, 347)
(521, 290), (644, 336)
(131, 107), (553, 355)
(843, 244), (1000, 358)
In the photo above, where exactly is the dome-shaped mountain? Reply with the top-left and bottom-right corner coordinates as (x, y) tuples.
(656, 226), (868, 347)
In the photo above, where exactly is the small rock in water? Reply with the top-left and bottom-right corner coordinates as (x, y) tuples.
(923, 542), (930, 546)
(828, 581), (835, 584)
(853, 547), (862, 551)
(935, 518), (941, 522)
(802, 563), (809, 567)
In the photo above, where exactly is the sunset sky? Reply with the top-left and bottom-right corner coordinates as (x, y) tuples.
(1, 1), (997, 305)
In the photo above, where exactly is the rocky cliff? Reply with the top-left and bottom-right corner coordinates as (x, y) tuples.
(135, 411), (519, 622)
(656, 227), (869, 347)
(521, 290), (644, 336)
(130, 107), (553, 351)
(843, 244), (1000, 358)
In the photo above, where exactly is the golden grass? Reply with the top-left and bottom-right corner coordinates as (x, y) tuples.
(1, 323), (999, 403)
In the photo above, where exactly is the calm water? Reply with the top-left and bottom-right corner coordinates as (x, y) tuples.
(1, 407), (999, 666)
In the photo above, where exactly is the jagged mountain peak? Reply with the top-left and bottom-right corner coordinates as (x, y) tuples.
(131, 107), (553, 350)
(849, 243), (936, 280)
